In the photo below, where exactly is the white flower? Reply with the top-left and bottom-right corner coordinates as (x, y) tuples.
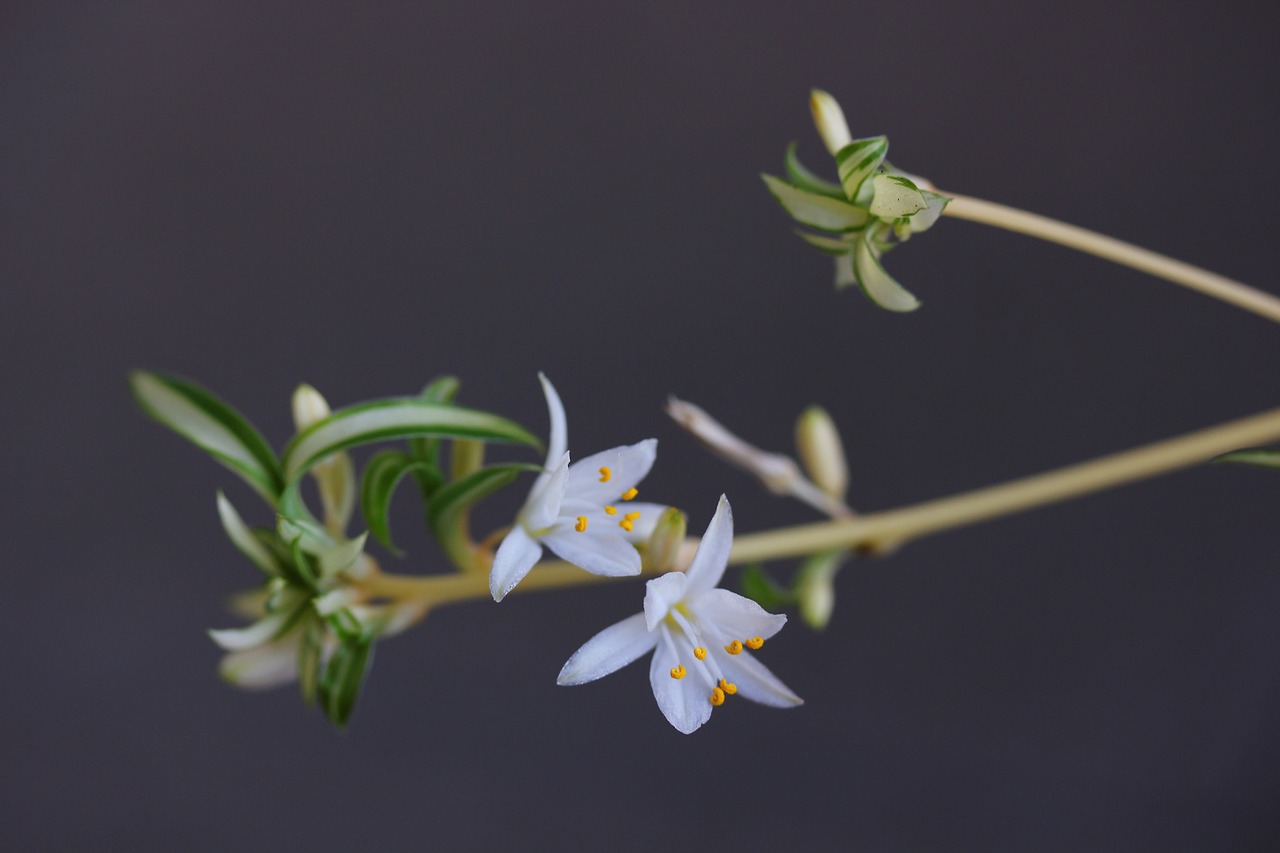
(557, 495), (802, 733)
(489, 374), (664, 602)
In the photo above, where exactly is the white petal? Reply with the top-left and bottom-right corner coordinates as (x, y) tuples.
(219, 640), (300, 689)
(536, 373), (568, 483)
(208, 612), (287, 651)
(643, 571), (687, 631)
(616, 502), (668, 543)
(564, 439), (657, 504)
(683, 495), (733, 596)
(490, 525), (543, 602)
(649, 626), (713, 734)
(541, 527), (641, 577)
(557, 612), (657, 685)
(692, 589), (788, 642)
(524, 452), (569, 531)
(559, 500), (667, 545)
(716, 650), (803, 708)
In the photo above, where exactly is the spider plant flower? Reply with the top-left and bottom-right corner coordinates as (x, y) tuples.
(558, 496), (802, 734)
(489, 374), (664, 602)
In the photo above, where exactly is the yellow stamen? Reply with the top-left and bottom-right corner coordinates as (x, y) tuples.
(693, 647), (707, 661)
(604, 505), (617, 515)
(718, 678), (737, 696)
(746, 636), (764, 650)
(575, 516), (588, 532)
(619, 519), (634, 532)
(599, 466), (612, 483)
(621, 487), (638, 501)
(709, 687), (725, 707)
(624, 511), (641, 521)
(669, 665), (686, 680)
(724, 640), (743, 655)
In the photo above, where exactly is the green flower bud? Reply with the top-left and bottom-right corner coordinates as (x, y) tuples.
(644, 507), (687, 573)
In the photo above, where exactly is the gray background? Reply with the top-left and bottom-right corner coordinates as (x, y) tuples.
(4, 2), (1280, 849)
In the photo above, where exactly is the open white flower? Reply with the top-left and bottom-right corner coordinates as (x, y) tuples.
(558, 495), (802, 733)
(490, 374), (664, 601)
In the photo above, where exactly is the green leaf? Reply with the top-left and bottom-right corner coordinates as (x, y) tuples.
(761, 174), (870, 233)
(130, 371), (284, 503)
(868, 174), (928, 220)
(297, 612), (326, 706)
(853, 229), (920, 312)
(907, 190), (949, 234)
(834, 136), (888, 202)
(319, 635), (374, 728)
(784, 142), (844, 199)
(410, 376), (461, 480)
(360, 450), (435, 554)
(282, 397), (540, 487)
(1215, 448), (1280, 469)
(794, 229), (854, 256)
(428, 463), (536, 568)
(216, 492), (281, 575)
(738, 563), (796, 610)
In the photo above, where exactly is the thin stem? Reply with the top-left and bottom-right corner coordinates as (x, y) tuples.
(362, 405), (1280, 609)
(940, 193), (1280, 325)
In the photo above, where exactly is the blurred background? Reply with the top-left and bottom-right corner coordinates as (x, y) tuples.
(4, 2), (1279, 849)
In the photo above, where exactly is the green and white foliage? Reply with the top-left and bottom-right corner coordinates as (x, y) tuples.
(132, 371), (541, 726)
(761, 89), (950, 312)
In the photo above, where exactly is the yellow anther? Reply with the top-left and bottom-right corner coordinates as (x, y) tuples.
(746, 636), (764, 650)
(669, 665), (687, 680)
(621, 487), (638, 501)
(709, 687), (725, 707)
(693, 647), (707, 661)
(575, 516), (588, 532)
(718, 678), (738, 696)
(619, 519), (634, 532)
(604, 505), (618, 515)
(625, 511), (641, 521)
(724, 640), (743, 655)
(599, 466), (612, 483)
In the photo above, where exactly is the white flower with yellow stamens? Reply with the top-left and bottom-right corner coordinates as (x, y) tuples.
(489, 374), (665, 602)
(557, 495), (802, 733)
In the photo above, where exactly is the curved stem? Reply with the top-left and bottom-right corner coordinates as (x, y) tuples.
(362, 405), (1280, 609)
(940, 193), (1280, 325)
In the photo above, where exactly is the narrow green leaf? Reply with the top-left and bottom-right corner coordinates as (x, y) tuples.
(1215, 448), (1280, 469)
(282, 398), (539, 486)
(410, 376), (462, 479)
(320, 636), (374, 727)
(428, 464), (535, 568)
(834, 136), (888, 202)
(739, 564), (796, 610)
(297, 613), (325, 706)
(783, 142), (844, 199)
(853, 230), (920, 312)
(130, 371), (284, 503)
(216, 492), (281, 575)
(360, 450), (434, 554)
(868, 174), (927, 220)
(794, 229), (854, 256)
(761, 174), (869, 233)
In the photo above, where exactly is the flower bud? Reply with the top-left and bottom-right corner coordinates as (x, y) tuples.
(291, 383), (332, 432)
(795, 405), (848, 500)
(644, 507), (687, 573)
(450, 438), (485, 481)
(796, 550), (845, 630)
(810, 88), (853, 157)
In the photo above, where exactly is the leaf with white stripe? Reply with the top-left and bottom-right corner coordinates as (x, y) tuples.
(130, 371), (283, 503)
(834, 136), (888, 202)
(216, 492), (281, 575)
(784, 142), (844, 199)
(868, 174), (928, 220)
(282, 398), (539, 486)
(853, 231), (920, 312)
(761, 174), (869, 233)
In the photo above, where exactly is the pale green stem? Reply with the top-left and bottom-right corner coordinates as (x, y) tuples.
(362, 405), (1280, 609)
(940, 193), (1280, 325)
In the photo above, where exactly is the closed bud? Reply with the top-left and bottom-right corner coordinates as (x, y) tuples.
(644, 507), (687, 573)
(796, 549), (845, 630)
(291, 383), (354, 534)
(291, 383), (332, 433)
(450, 438), (486, 481)
(795, 405), (848, 500)
(810, 88), (853, 157)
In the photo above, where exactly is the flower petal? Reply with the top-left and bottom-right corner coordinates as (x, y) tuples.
(716, 650), (803, 708)
(565, 439), (657, 504)
(649, 626), (713, 734)
(536, 373), (568, 480)
(692, 589), (788, 642)
(490, 525), (543, 602)
(683, 494), (733, 596)
(542, 526), (641, 577)
(524, 452), (569, 531)
(557, 612), (657, 685)
(219, 640), (300, 689)
(643, 571), (687, 630)
(560, 500), (668, 545)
